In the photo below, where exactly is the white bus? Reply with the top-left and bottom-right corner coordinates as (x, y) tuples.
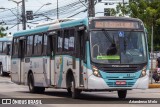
(11, 17), (149, 99)
(0, 36), (12, 76)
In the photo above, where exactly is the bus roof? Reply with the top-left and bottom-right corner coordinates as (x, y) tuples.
(13, 26), (49, 37)
(13, 17), (143, 37)
(13, 18), (88, 37)
(0, 36), (12, 42)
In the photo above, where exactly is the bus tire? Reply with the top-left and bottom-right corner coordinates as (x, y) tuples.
(117, 90), (127, 99)
(0, 66), (5, 76)
(28, 73), (45, 93)
(36, 87), (45, 93)
(28, 73), (37, 93)
(70, 76), (81, 99)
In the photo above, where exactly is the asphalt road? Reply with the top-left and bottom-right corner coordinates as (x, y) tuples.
(0, 76), (160, 107)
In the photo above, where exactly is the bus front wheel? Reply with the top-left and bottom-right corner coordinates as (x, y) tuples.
(28, 73), (45, 93)
(117, 90), (127, 99)
(68, 76), (81, 99)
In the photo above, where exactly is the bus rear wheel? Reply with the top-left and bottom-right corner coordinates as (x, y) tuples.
(0, 66), (6, 76)
(0, 66), (4, 76)
(117, 90), (127, 99)
(28, 73), (45, 93)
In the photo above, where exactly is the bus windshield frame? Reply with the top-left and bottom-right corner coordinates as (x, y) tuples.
(89, 29), (148, 65)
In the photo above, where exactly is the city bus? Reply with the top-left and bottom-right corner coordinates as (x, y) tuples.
(11, 17), (149, 99)
(0, 35), (12, 76)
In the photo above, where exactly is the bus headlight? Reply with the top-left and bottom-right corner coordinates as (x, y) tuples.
(141, 66), (147, 77)
(92, 66), (101, 77)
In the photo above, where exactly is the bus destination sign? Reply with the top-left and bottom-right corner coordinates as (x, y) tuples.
(95, 21), (139, 29)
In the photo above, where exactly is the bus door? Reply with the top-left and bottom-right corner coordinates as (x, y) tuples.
(48, 32), (56, 86)
(6, 43), (11, 72)
(77, 27), (85, 86)
(18, 39), (26, 84)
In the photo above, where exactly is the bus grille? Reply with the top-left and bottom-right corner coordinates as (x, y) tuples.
(106, 82), (135, 87)
(101, 67), (138, 72)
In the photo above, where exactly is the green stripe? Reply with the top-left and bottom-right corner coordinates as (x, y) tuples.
(97, 55), (120, 60)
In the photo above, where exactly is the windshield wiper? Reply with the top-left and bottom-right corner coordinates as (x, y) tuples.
(102, 29), (115, 44)
(102, 29), (117, 55)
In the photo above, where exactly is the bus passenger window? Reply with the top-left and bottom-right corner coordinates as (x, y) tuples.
(43, 34), (48, 54)
(13, 39), (19, 56)
(68, 29), (75, 51)
(57, 31), (63, 53)
(34, 34), (42, 55)
(37, 35), (42, 55)
(64, 30), (69, 52)
(26, 36), (33, 56)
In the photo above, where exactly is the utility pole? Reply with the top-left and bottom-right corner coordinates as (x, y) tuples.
(88, 0), (95, 17)
(151, 23), (154, 84)
(22, 0), (26, 30)
(122, 0), (124, 16)
(17, 3), (20, 31)
(57, 0), (59, 19)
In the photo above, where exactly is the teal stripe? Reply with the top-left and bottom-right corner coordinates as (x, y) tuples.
(13, 26), (49, 37)
(58, 56), (63, 87)
(86, 41), (91, 69)
(0, 37), (12, 42)
(60, 18), (88, 29)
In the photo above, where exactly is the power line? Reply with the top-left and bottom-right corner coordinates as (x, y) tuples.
(79, 0), (87, 8)
(1, 0), (87, 26)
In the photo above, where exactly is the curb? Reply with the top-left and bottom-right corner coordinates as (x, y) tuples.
(149, 84), (160, 88)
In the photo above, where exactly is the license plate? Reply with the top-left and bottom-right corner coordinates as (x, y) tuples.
(116, 81), (126, 85)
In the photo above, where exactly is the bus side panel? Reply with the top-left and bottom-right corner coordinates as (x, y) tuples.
(0, 55), (10, 73)
(45, 57), (51, 87)
(11, 58), (20, 84)
(75, 58), (80, 88)
(30, 57), (50, 87)
(55, 56), (63, 87)
(0, 55), (5, 71)
(20, 60), (25, 84)
(61, 56), (80, 88)
(50, 59), (55, 86)
(82, 63), (88, 89)
(24, 58), (30, 85)
(7, 56), (11, 73)
(55, 55), (80, 88)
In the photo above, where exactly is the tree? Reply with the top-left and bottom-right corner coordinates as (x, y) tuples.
(115, 0), (160, 51)
(0, 26), (7, 37)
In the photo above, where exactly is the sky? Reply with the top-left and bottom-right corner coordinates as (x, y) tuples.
(0, 0), (123, 34)
(0, 0), (89, 34)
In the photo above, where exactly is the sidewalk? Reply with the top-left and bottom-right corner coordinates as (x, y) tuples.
(149, 78), (160, 88)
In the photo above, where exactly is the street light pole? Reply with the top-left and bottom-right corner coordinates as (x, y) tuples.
(57, 0), (59, 19)
(17, 3), (19, 31)
(34, 3), (52, 15)
(8, 0), (22, 31)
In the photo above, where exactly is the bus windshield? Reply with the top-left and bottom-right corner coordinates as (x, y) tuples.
(90, 30), (147, 64)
